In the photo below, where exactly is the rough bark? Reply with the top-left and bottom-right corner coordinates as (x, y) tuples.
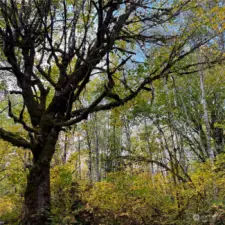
(23, 129), (59, 225)
(24, 161), (51, 225)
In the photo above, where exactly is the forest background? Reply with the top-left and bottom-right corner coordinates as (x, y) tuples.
(0, 0), (224, 224)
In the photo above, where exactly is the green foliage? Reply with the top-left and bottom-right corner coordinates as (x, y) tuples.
(0, 140), (27, 224)
(84, 155), (225, 225)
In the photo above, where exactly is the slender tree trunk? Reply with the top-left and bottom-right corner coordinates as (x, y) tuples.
(112, 122), (116, 171)
(105, 115), (112, 174)
(77, 134), (82, 180)
(198, 53), (217, 199)
(85, 123), (92, 182)
(199, 57), (214, 159)
(94, 113), (100, 182)
(62, 133), (68, 164)
(123, 116), (131, 153)
(144, 117), (154, 180)
(23, 129), (59, 225)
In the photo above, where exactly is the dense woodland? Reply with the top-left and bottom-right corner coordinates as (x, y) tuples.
(0, 0), (224, 224)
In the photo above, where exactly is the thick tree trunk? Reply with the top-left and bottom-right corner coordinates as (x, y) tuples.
(23, 129), (59, 225)
(24, 161), (51, 225)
